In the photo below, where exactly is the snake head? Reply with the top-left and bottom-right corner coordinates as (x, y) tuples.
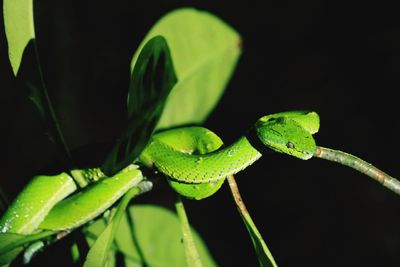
(255, 116), (317, 160)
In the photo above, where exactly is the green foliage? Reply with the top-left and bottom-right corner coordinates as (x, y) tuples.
(130, 8), (242, 130)
(3, 0), (35, 76)
(85, 205), (217, 267)
(0, 231), (55, 265)
(241, 214), (277, 267)
(83, 186), (146, 267)
(175, 197), (203, 267)
(0, 232), (25, 265)
(1, 3), (275, 267)
(103, 36), (177, 176)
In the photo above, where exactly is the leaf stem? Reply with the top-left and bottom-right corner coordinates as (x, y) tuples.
(227, 175), (278, 267)
(175, 195), (203, 267)
(314, 146), (400, 196)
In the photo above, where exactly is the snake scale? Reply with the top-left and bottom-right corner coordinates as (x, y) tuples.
(0, 111), (319, 233)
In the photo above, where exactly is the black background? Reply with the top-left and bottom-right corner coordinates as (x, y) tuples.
(1, 1), (400, 266)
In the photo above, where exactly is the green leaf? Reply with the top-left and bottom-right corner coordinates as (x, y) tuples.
(175, 197), (203, 267)
(83, 186), (145, 267)
(131, 8), (241, 130)
(84, 221), (114, 267)
(85, 204), (217, 267)
(242, 213), (277, 267)
(3, 0), (35, 76)
(227, 176), (277, 267)
(102, 36), (177, 176)
(4, 0), (71, 160)
(0, 231), (54, 266)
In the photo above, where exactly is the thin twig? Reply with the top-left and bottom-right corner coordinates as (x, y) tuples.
(227, 175), (249, 216)
(314, 146), (400, 196)
(227, 175), (278, 267)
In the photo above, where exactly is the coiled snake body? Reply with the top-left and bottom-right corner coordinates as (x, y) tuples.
(0, 111), (319, 233)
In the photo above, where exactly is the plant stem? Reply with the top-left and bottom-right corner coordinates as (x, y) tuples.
(175, 195), (202, 267)
(227, 175), (277, 267)
(314, 146), (400, 196)
(0, 230), (56, 255)
(227, 175), (249, 215)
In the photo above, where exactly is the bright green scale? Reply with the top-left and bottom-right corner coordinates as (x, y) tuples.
(140, 111), (319, 199)
(0, 111), (320, 233)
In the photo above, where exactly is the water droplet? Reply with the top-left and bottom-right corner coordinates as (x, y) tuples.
(195, 157), (203, 164)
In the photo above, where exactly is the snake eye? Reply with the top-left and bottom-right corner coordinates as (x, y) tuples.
(286, 142), (295, 149)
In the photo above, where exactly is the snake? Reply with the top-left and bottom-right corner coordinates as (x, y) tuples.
(0, 111), (319, 235)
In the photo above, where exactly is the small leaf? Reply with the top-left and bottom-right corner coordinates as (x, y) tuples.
(242, 213), (277, 267)
(70, 243), (81, 264)
(84, 221), (114, 267)
(83, 185), (147, 267)
(3, 0), (35, 76)
(85, 205), (217, 267)
(102, 36), (177, 176)
(130, 8), (242, 130)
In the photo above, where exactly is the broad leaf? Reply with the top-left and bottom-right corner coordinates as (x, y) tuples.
(175, 197), (203, 267)
(4, 0), (71, 160)
(102, 36), (177, 176)
(85, 205), (217, 267)
(130, 8), (242, 130)
(3, 0), (35, 76)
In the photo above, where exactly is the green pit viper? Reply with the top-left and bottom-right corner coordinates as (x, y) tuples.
(0, 111), (319, 234)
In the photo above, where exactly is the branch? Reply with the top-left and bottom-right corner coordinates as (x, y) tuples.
(314, 146), (400, 196)
(227, 175), (278, 267)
